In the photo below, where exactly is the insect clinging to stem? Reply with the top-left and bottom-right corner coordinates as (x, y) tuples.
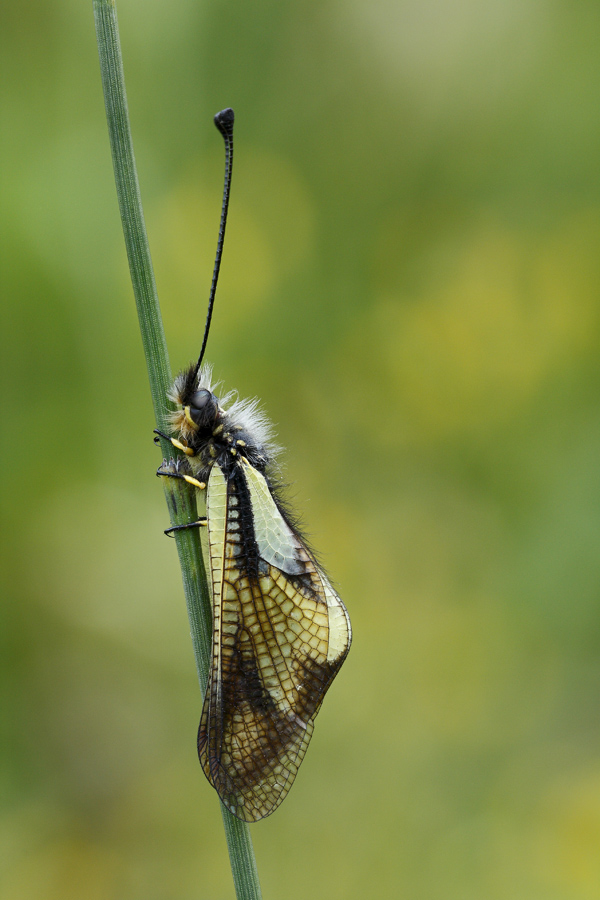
(155, 108), (352, 822)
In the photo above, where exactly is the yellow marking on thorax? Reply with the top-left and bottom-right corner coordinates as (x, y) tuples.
(184, 407), (199, 430)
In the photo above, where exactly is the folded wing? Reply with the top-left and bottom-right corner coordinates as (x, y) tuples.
(198, 461), (351, 821)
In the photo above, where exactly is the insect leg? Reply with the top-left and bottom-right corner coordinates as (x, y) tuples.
(156, 466), (206, 491)
(153, 428), (196, 457)
(164, 519), (207, 537)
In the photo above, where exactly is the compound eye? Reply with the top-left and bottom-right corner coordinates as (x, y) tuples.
(189, 390), (212, 409)
(188, 390), (218, 425)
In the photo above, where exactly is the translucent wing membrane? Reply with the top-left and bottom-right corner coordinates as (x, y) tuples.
(198, 462), (351, 821)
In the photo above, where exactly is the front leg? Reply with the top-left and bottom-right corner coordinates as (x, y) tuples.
(153, 428), (196, 457)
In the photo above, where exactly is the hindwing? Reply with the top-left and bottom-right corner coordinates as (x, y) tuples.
(198, 460), (351, 821)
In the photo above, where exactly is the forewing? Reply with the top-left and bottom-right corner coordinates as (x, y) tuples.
(198, 461), (351, 821)
(244, 462), (351, 666)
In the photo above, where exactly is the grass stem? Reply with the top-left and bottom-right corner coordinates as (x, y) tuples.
(93, 2), (263, 896)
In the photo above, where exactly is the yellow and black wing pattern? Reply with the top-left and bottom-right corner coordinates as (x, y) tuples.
(198, 458), (351, 822)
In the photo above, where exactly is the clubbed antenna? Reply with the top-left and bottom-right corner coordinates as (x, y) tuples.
(192, 107), (235, 382)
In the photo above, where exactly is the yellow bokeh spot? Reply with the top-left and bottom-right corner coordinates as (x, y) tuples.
(2, 836), (119, 900)
(368, 213), (600, 441)
(148, 149), (315, 344)
(533, 768), (600, 896)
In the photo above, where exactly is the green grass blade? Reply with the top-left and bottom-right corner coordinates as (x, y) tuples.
(93, 2), (263, 897)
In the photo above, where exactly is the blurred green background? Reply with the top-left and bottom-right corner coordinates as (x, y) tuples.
(3, 0), (600, 897)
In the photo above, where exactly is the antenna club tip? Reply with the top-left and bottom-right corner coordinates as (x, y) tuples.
(214, 108), (234, 136)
